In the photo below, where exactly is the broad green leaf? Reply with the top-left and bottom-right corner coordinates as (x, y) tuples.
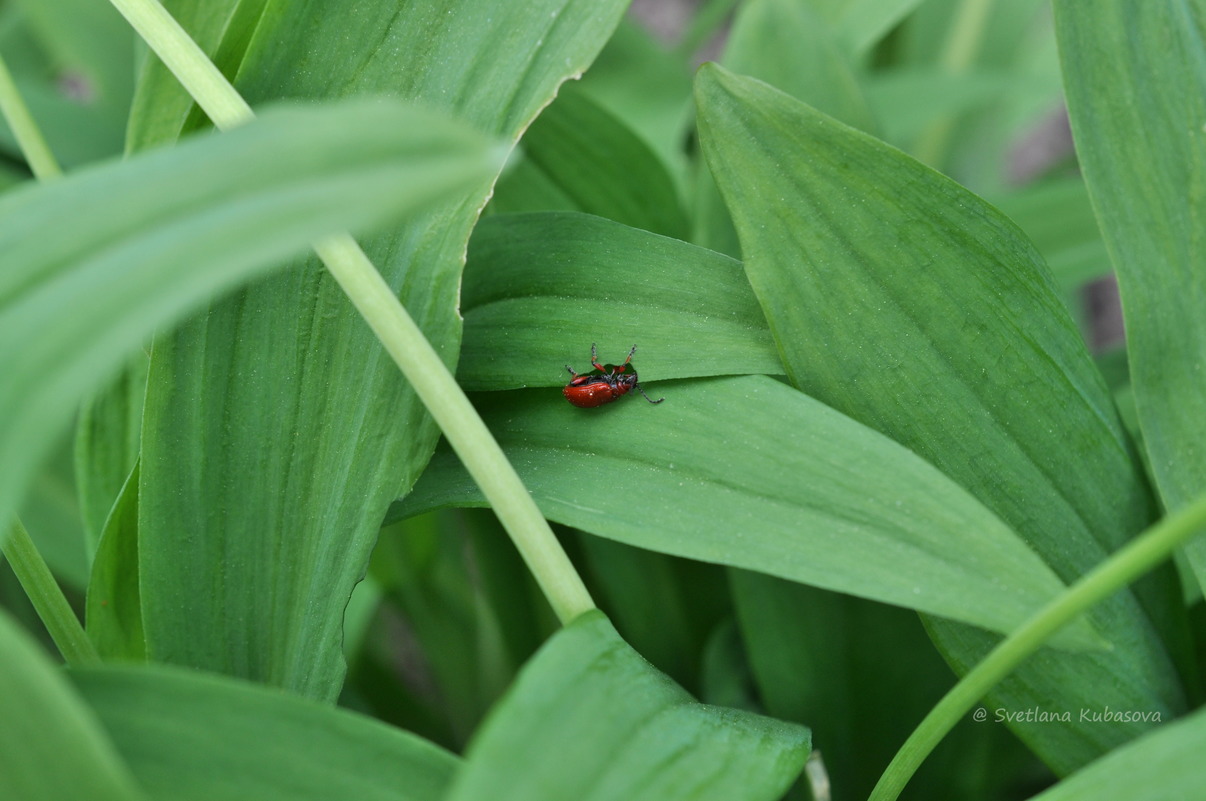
(75, 356), (147, 554)
(991, 179), (1111, 294)
(444, 610), (810, 801)
(576, 534), (726, 693)
(393, 376), (1099, 648)
(72, 665), (457, 801)
(0, 611), (144, 801)
(1027, 707), (1205, 801)
(457, 211), (781, 390)
(807, 0), (924, 57)
(1054, 1), (1206, 590)
(694, 64), (1184, 771)
(133, 0), (628, 702)
(731, 572), (1046, 801)
(0, 99), (502, 546)
(490, 86), (688, 239)
(577, 19), (694, 180)
(85, 462), (145, 662)
(694, 0), (876, 256)
(725, 0), (874, 133)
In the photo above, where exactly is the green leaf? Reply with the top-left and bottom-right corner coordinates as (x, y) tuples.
(444, 610), (809, 801)
(991, 178), (1111, 294)
(577, 19), (694, 185)
(393, 376), (1099, 648)
(75, 356), (147, 555)
(457, 211), (781, 390)
(731, 572), (1043, 801)
(132, 0), (627, 702)
(490, 86), (689, 239)
(0, 611), (144, 801)
(694, 63), (1184, 771)
(724, 0), (874, 132)
(693, 0), (876, 257)
(1054, 0), (1206, 589)
(0, 98), (502, 547)
(71, 664), (457, 801)
(808, 0), (925, 57)
(85, 462), (145, 662)
(1026, 707), (1204, 801)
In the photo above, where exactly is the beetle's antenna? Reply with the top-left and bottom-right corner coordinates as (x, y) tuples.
(635, 382), (664, 404)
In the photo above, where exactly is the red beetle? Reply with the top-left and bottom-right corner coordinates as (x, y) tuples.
(563, 344), (664, 408)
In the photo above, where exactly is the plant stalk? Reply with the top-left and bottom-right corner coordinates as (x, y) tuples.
(0, 52), (62, 180)
(2, 519), (102, 667)
(106, 0), (595, 624)
(870, 489), (1206, 801)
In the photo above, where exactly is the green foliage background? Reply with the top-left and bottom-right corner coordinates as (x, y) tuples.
(1, 1), (1204, 800)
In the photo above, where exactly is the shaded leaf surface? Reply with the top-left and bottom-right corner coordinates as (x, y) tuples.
(458, 211), (781, 390)
(490, 86), (688, 239)
(0, 99), (499, 544)
(73, 665), (457, 801)
(133, 0), (627, 702)
(0, 612), (144, 801)
(694, 64), (1183, 771)
(1055, 0), (1206, 587)
(445, 611), (809, 801)
(394, 376), (1097, 647)
(1027, 707), (1206, 801)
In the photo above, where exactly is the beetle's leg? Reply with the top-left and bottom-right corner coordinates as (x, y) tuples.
(623, 344), (637, 365)
(590, 342), (605, 371)
(565, 364), (577, 378)
(634, 382), (664, 404)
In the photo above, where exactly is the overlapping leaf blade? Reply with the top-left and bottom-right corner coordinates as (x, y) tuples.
(489, 87), (688, 239)
(457, 211), (781, 390)
(132, 0), (628, 702)
(694, 64), (1184, 771)
(1054, 0), (1206, 591)
(0, 612), (144, 801)
(72, 665), (457, 801)
(444, 611), (809, 801)
(394, 376), (1099, 648)
(0, 99), (501, 546)
(1027, 708), (1206, 801)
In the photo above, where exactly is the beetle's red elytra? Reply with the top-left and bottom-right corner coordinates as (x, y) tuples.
(563, 344), (664, 408)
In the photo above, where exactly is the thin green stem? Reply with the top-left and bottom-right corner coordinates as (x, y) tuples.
(107, 0), (252, 129)
(0, 51), (62, 180)
(3, 519), (101, 667)
(106, 0), (595, 623)
(311, 236), (595, 622)
(869, 490), (1206, 801)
